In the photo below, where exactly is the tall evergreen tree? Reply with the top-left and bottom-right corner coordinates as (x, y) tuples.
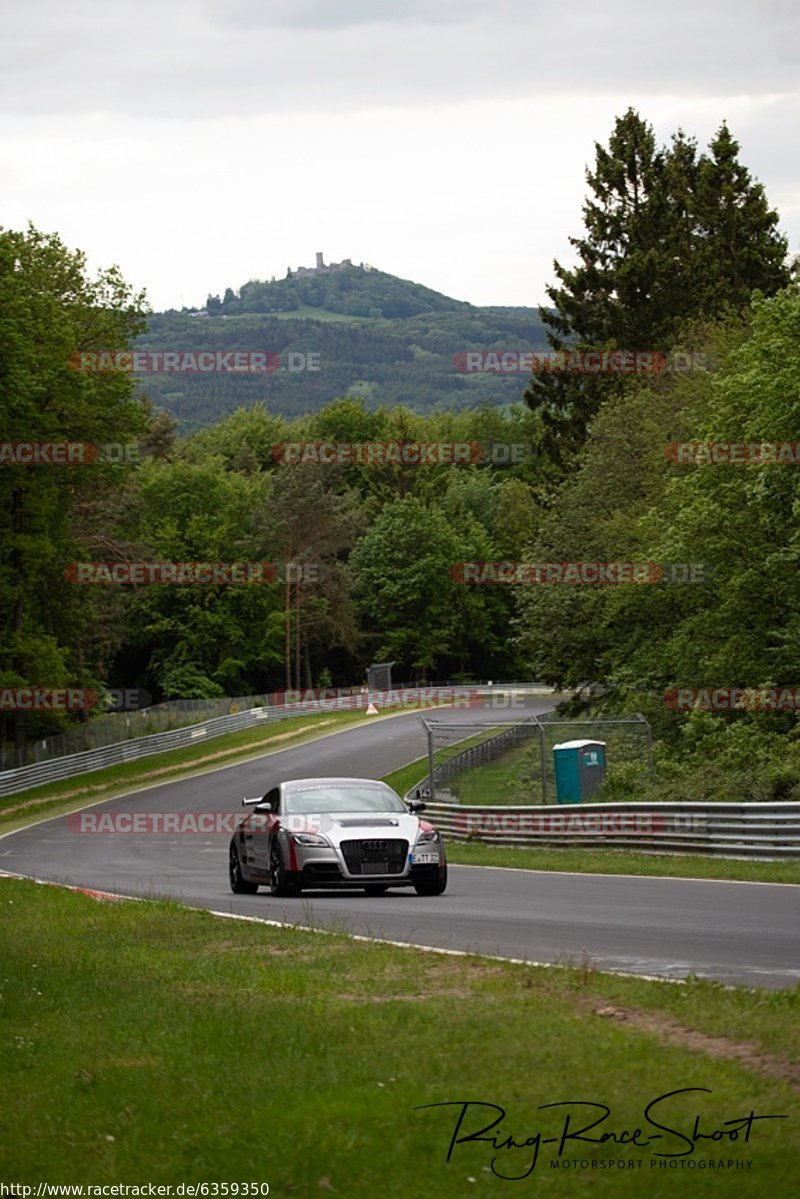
(525, 111), (789, 470)
(695, 123), (789, 311)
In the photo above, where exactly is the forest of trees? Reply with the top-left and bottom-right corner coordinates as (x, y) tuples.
(136, 285), (549, 429)
(2, 110), (798, 803)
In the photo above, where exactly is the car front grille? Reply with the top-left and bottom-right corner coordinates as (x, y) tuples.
(340, 838), (409, 875)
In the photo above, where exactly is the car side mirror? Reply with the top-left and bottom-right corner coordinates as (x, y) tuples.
(407, 799), (426, 813)
(254, 801), (272, 813)
(242, 796), (263, 807)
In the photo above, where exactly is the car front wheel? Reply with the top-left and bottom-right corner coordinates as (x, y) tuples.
(414, 863), (447, 896)
(270, 841), (301, 897)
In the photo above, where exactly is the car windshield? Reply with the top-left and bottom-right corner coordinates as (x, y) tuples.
(283, 785), (406, 815)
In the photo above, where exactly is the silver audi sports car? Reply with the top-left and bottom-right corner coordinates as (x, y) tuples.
(228, 776), (447, 897)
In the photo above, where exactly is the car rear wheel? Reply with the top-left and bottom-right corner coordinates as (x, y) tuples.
(270, 842), (301, 897)
(363, 884), (389, 896)
(229, 843), (258, 894)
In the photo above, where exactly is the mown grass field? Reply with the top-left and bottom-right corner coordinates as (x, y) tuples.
(1, 877), (798, 1196)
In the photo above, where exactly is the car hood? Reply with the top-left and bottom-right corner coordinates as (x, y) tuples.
(319, 813), (421, 846)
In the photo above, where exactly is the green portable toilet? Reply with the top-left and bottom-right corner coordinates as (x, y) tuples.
(553, 739), (607, 803)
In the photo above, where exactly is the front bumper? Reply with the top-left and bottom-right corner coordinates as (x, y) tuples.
(290, 836), (444, 888)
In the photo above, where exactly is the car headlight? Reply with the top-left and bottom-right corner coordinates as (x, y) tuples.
(290, 832), (330, 846)
(416, 829), (440, 844)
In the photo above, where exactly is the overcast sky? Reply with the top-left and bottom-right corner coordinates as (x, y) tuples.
(2, 0), (798, 311)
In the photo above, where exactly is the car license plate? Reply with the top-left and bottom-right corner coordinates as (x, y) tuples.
(413, 851), (439, 864)
(362, 861), (388, 874)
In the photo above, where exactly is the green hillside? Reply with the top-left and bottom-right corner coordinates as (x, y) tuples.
(134, 263), (548, 431)
(213, 261), (470, 318)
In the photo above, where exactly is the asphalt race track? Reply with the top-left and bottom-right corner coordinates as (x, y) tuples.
(2, 700), (799, 990)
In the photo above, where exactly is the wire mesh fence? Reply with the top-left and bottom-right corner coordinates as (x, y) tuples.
(415, 713), (652, 805)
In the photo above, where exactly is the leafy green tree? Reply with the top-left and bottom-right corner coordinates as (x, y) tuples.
(307, 396), (388, 446)
(117, 457), (282, 700)
(491, 476), (541, 559)
(349, 497), (461, 677)
(524, 110), (666, 468)
(514, 346), (716, 694)
(0, 225), (149, 762)
(515, 287), (800, 804)
(252, 465), (364, 689)
(185, 403), (290, 474)
(653, 287), (800, 690)
(349, 495), (514, 679)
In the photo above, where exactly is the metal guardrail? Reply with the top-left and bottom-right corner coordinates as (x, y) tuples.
(417, 800), (800, 860)
(0, 687), (480, 799)
(0, 708), (266, 797)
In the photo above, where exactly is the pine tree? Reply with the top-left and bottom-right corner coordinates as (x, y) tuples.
(526, 112), (789, 470)
(695, 123), (789, 312)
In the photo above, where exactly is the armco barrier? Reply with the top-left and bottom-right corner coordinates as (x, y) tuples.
(0, 708), (266, 797)
(0, 687), (479, 799)
(418, 800), (800, 860)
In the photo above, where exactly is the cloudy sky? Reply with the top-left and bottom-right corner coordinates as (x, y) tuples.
(2, 0), (798, 311)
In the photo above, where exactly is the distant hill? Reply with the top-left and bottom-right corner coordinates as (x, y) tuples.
(134, 261), (549, 431)
(214, 259), (472, 319)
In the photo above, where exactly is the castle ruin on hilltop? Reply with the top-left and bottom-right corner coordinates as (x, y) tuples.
(289, 252), (369, 278)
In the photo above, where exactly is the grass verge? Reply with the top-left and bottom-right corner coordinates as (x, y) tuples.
(445, 841), (800, 884)
(0, 876), (797, 1196)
